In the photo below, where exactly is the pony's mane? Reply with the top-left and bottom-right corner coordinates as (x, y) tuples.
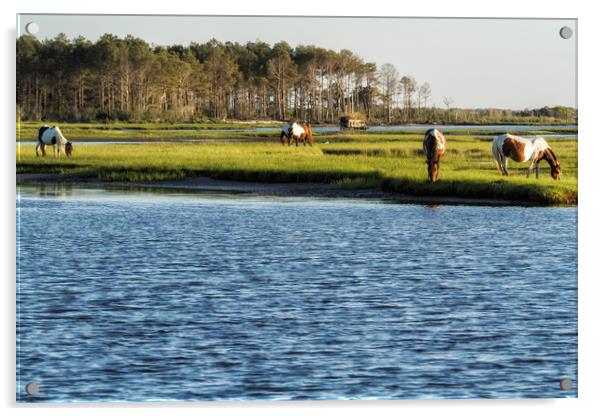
(544, 147), (560, 167)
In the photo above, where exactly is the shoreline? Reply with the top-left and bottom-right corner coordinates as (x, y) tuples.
(16, 174), (569, 207)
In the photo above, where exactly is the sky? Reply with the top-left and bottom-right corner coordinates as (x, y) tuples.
(17, 14), (577, 110)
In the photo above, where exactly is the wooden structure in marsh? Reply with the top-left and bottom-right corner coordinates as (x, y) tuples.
(339, 114), (367, 130)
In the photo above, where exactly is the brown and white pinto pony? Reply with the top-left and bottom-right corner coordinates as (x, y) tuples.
(36, 125), (73, 158)
(280, 122), (314, 146)
(423, 128), (447, 182)
(492, 134), (561, 180)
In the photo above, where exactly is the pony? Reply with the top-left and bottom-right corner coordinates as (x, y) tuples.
(423, 128), (447, 182)
(492, 134), (561, 180)
(36, 125), (73, 158)
(280, 122), (314, 146)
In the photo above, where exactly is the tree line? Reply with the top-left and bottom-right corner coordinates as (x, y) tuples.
(17, 34), (577, 124)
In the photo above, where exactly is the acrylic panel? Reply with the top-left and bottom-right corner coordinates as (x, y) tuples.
(16, 14), (577, 403)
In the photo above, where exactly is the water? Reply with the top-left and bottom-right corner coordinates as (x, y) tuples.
(115, 124), (578, 133)
(16, 186), (578, 402)
(355, 124), (577, 132)
(18, 141), (147, 146)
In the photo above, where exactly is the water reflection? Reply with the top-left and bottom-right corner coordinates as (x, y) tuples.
(33, 184), (73, 198)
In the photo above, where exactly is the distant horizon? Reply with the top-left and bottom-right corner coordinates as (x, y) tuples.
(18, 15), (577, 110)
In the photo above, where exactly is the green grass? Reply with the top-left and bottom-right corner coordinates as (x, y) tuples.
(16, 134), (578, 205)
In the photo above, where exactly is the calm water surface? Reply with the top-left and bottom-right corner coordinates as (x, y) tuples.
(16, 124), (577, 146)
(16, 186), (577, 402)
(154, 124), (578, 133)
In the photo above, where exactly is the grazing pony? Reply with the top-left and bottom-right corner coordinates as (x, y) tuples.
(36, 125), (73, 158)
(423, 128), (447, 182)
(280, 122), (314, 146)
(492, 134), (561, 180)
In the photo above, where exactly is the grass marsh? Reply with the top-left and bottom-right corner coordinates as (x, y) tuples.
(17, 133), (577, 205)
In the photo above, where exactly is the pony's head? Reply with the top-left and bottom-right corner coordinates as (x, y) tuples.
(303, 123), (314, 145)
(551, 163), (562, 180)
(65, 142), (73, 157)
(427, 160), (439, 182)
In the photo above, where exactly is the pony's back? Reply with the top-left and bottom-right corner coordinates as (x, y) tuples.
(38, 125), (50, 141)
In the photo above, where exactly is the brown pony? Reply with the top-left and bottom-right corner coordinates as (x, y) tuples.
(492, 134), (561, 180)
(284, 122), (314, 146)
(423, 128), (447, 182)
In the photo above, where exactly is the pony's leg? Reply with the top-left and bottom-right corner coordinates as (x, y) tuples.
(493, 156), (502, 174)
(429, 160), (435, 182)
(35, 143), (40, 157)
(502, 157), (509, 176)
(527, 156), (538, 178)
(535, 162), (540, 179)
(527, 162), (534, 178)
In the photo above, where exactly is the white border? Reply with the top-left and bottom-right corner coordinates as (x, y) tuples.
(2, 1), (601, 415)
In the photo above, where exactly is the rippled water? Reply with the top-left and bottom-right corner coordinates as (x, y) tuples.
(16, 186), (577, 402)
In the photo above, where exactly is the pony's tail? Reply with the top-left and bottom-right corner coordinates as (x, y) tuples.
(492, 141), (503, 173)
